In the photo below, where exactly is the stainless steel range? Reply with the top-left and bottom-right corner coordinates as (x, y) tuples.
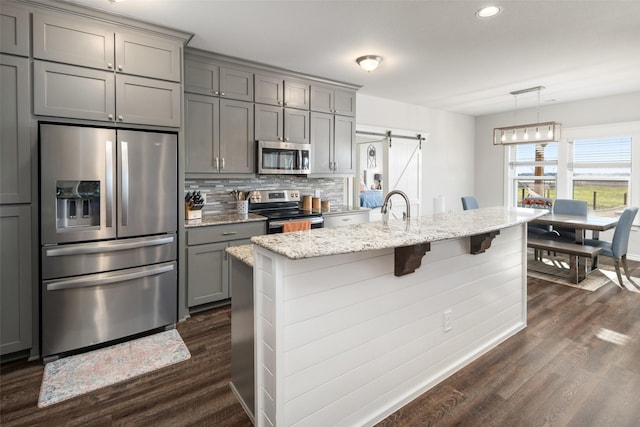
(39, 124), (178, 359)
(248, 189), (323, 233)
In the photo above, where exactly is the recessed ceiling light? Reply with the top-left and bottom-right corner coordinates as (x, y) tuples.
(475, 6), (502, 18)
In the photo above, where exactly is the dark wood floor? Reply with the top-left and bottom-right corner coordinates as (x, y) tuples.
(2, 259), (640, 426)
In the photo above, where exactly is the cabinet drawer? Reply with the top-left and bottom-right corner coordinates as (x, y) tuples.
(186, 221), (266, 245)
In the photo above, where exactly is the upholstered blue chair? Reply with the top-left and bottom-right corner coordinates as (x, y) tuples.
(583, 206), (638, 287)
(461, 196), (479, 210)
(553, 199), (588, 241)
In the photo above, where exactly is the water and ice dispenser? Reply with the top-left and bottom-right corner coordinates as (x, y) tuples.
(56, 180), (100, 230)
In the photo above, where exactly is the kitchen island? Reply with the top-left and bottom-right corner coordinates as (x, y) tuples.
(248, 206), (544, 427)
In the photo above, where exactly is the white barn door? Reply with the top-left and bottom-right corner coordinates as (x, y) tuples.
(384, 138), (422, 219)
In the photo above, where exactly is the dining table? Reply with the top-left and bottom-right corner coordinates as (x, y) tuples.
(530, 212), (619, 272)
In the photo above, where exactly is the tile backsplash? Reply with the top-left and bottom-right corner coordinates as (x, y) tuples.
(185, 176), (348, 215)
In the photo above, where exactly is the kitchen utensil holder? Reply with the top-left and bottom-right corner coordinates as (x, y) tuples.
(236, 200), (249, 216)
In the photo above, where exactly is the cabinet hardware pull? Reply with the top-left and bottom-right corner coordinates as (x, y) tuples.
(107, 63), (113, 69)
(222, 232), (237, 236)
(118, 64), (123, 70)
(214, 91), (219, 95)
(118, 115), (124, 121)
(221, 158), (225, 170)
(215, 157), (219, 170)
(221, 92), (225, 96)
(108, 114), (114, 120)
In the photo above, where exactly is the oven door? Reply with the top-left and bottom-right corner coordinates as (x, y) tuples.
(268, 216), (324, 233)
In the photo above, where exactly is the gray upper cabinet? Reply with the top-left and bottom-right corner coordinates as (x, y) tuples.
(255, 103), (309, 144)
(1, 54), (31, 204)
(310, 112), (354, 174)
(0, 3), (30, 57)
(311, 85), (356, 117)
(185, 93), (254, 174)
(115, 30), (181, 82)
(33, 10), (181, 82)
(33, 61), (181, 126)
(0, 205), (32, 355)
(185, 59), (253, 101)
(255, 73), (310, 110)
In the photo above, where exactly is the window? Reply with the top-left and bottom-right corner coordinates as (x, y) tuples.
(508, 142), (558, 206)
(505, 122), (639, 225)
(569, 137), (632, 217)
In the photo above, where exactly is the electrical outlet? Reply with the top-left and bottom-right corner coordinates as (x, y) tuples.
(443, 309), (452, 332)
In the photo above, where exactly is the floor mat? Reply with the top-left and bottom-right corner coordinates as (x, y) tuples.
(38, 329), (190, 408)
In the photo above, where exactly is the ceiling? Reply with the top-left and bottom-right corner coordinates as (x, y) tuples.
(60, 0), (640, 117)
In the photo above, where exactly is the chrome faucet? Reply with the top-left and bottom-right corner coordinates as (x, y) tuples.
(381, 190), (411, 220)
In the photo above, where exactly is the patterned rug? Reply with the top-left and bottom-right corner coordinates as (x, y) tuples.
(527, 253), (640, 292)
(38, 329), (190, 408)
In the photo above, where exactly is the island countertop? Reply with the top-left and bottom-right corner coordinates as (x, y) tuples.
(251, 206), (546, 260)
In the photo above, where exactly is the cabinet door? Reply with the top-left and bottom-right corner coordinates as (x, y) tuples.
(33, 11), (115, 71)
(1, 55), (31, 204)
(1, 3), (30, 56)
(115, 30), (181, 82)
(220, 66), (254, 101)
(334, 115), (355, 174)
(115, 74), (181, 127)
(0, 205), (32, 355)
(310, 85), (334, 113)
(334, 89), (356, 117)
(187, 242), (228, 306)
(219, 99), (255, 173)
(254, 74), (283, 106)
(33, 61), (115, 122)
(284, 108), (309, 144)
(310, 112), (333, 173)
(185, 94), (220, 174)
(255, 104), (283, 142)
(185, 59), (220, 95)
(284, 80), (310, 110)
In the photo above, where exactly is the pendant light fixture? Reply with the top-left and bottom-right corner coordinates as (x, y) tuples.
(356, 55), (383, 72)
(493, 86), (561, 145)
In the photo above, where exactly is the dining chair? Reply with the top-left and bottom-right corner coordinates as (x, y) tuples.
(583, 206), (638, 287)
(461, 196), (479, 210)
(524, 197), (554, 236)
(553, 199), (588, 241)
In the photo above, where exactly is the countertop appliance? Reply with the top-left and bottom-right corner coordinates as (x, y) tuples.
(248, 189), (323, 233)
(39, 124), (178, 359)
(257, 141), (310, 175)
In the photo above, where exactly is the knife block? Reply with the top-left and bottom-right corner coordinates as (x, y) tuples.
(185, 202), (202, 220)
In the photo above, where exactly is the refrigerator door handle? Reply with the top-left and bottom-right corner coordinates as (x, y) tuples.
(121, 140), (129, 226)
(46, 263), (175, 291)
(44, 236), (175, 257)
(105, 140), (114, 228)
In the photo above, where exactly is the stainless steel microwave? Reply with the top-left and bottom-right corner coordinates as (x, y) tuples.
(257, 141), (311, 175)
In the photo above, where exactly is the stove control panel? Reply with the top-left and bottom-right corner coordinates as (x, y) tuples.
(251, 189), (301, 204)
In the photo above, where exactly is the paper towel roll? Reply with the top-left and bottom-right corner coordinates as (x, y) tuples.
(433, 195), (446, 214)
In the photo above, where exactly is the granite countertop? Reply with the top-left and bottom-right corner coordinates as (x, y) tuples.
(226, 244), (254, 267)
(251, 206), (546, 260)
(185, 213), (267, 228)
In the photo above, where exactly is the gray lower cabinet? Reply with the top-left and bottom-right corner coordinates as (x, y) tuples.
(185, 93), (254, 174)
(310, 112), (355, 174)
(1, 54), (31, 204)
(0, 3), (30, 57)
(33, 61), (181, 126)
(0, 205), (32, 355)
(323, 210), (370, 228)
(33, 10), (181, 82)
(186, 221), (265, 307)
(255, 104), (309, 144)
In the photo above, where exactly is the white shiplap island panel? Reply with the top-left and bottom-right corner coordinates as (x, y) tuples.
(252, 207), (543, 427)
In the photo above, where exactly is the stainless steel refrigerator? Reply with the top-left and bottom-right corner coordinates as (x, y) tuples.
(39, 124), (178, 358)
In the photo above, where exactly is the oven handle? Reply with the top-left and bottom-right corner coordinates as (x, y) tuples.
(269, 217), (324, 228)
(46, 263), (175, 291)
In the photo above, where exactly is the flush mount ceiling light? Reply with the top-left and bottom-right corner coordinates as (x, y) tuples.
(493, 86), (562, 145)
(356, 55), (383, 72)
(475, 6), (502, 18)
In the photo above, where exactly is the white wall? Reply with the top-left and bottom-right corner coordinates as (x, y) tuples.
(356, 94), (476, 214)
(474, 91), (640, 259)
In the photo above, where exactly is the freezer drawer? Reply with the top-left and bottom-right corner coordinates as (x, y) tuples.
(41, 261), (177, 357)
(41, 234), (177, 280)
